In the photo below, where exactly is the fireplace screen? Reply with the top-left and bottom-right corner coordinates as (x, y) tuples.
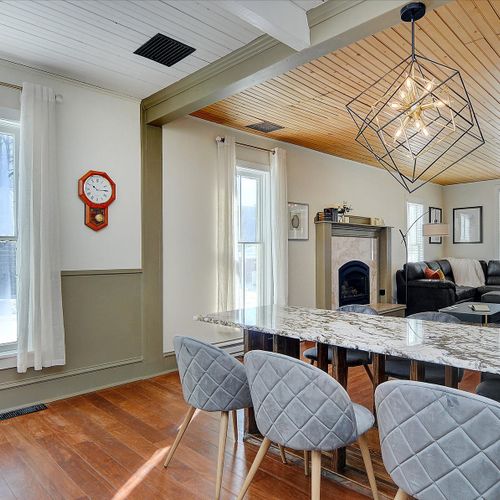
(338, 260), (370, 307)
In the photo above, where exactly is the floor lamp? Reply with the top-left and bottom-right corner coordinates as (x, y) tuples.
(400, 210), (449, 306)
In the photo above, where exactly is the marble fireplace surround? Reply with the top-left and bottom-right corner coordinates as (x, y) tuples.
(316, 222), (392, 310)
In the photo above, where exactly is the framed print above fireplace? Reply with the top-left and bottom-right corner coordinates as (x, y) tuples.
(429, 207), (443, 244)
(453, 206), (483, 244)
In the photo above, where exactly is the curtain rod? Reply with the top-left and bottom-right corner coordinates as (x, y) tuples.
(0, 81), (22, 91)
(216, 136), (275, 154)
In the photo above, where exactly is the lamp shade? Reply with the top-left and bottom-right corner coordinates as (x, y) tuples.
(423, 222), (449, 237)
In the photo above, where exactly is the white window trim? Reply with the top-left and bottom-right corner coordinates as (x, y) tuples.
(406, 200), (425, 262)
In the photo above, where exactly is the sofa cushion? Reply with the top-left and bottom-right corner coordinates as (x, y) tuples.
(478, 285), (500, 296)
(455, 286), (476, 302)
(436, 259), (454, 282)
(487, 261), (500, 285)
(405, 261), (427, 281)
(424, 267), (440, 280)
(481, 291), (500, 304)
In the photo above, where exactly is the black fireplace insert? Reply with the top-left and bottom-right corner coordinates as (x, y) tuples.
(338, 260), (370, 307)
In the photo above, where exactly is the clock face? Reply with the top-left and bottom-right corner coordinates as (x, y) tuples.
(83, 174), (113, 205)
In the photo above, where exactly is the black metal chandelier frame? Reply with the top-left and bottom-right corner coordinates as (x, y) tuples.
(345, 2), (485, 193)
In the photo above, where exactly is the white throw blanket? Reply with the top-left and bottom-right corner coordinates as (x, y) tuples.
(446, 258), (485, 287)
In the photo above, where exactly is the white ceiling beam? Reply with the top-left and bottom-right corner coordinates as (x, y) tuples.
(214, 0), (311, 52)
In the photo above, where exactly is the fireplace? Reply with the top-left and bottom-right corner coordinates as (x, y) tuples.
(338, 260), (370, 307)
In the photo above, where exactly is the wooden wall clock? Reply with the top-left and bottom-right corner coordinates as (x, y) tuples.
(78, 170), (116, 231)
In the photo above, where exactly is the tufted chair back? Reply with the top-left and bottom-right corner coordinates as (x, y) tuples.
(338, 304), (378, 315)
(375, 380), (500, 500)
(244, 350), (358, 451)
(407, 311), (461, 323)
(174, 336), (252, 412)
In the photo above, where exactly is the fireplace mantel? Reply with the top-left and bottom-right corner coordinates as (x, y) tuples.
(315, 221), (392, 310)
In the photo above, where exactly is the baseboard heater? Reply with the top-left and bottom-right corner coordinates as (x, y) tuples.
(0, 403), (47, 421)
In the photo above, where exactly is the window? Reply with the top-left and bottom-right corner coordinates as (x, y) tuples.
(407, 201), (424, 262)
(0, 120), (19, 353)
(235, 167), (269, 308)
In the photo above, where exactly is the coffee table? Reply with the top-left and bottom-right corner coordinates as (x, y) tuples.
(439, 302), (500, 326)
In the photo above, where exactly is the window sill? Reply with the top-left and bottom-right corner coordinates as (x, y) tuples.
(0, 351), (17, 370)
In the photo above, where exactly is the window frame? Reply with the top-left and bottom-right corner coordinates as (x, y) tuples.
(235, 165), (269, 309)
(406, 201), (425, 263)
(0, 119), (20, 355)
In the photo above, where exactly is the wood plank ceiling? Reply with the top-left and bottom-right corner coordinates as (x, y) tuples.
(192, 0), (500, 185)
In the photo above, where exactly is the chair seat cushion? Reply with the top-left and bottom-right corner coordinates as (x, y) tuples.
(303, 346), (371, 366)
(476, 380), (500, 403)
(385, 356), (464, 384)
(455, 285), (477, 302)
(352, 403), (374, 436)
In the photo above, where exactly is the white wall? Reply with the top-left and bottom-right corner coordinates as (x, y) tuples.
(0, 60), (141, 270)
(443, 179), (500, 261)
(162, 116), (444, 352)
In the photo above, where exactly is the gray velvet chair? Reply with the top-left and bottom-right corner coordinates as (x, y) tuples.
(165, 336), (253, 500)
(238, 351), (379, 500)
(476, 373), (500, 403)
(385, 312), (465, 385)
(375, 380), (500, 500)
(304, 304), (378, 382)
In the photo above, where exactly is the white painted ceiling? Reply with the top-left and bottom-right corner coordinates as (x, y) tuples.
(0, 0), (324, 98)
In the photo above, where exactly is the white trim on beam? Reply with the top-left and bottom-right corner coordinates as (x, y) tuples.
(215, 0), (311, 52)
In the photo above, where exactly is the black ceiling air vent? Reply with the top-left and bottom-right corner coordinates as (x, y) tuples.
(134, 33), (195, 67)
(246, 121), (284, 133)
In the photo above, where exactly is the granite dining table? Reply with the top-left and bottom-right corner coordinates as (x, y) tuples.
(196, 305), (500, 474)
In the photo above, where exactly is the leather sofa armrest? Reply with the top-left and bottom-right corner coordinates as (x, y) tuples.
(407, 279), (456, 290)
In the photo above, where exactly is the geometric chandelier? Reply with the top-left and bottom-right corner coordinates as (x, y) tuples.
(346, 2), (485, 193)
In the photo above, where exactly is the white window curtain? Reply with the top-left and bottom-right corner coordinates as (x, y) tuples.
(270, 148), (288, 306)
(17, 82), (65, 373)
(216, 136), (236, 312)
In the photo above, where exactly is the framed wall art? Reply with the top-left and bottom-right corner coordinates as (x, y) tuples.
(453, 206), (483, 244)
(429, 207), (443, 244)
(288, 202), (309, 240)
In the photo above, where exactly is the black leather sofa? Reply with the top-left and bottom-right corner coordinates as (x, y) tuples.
(396, 259), (500, 315)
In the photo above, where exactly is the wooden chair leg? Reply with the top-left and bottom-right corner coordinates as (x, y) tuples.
(278, 444), (287, 464)
(304, 450), (309, 476)
(231, 410), (238, 441)
(215, 411), (229, 500)
(363, 364), (374, 384)
(237, 437), (271, 500)
(164, 406), (196, 468)
(311, 450), (322, 500)
(310, 359), (315, 365)
(394, 488), (410, 500)
(357, 434), (379, 500)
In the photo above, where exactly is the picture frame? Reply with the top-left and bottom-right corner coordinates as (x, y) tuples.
(429, 207), (443, 244)
(288, 202), (309, 240)
(453, 206), (483, 244)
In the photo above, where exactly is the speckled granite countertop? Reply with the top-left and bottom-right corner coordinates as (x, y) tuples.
(196, 305), (500, 375)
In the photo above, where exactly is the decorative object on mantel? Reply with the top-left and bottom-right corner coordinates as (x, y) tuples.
(345, 2), (485, 194)
(314, 202), (352, 224)
(400, 208), (449, 304)
(453, 206), (483, 244)
(288, 202), (309, 240)
(428, 207), (443, 244)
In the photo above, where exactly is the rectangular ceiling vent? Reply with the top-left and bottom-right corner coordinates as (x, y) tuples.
(134, 33), (195, 67)
(246, 121), (284, 133)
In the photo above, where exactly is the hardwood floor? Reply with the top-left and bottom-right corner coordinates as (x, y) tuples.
(0, 357), (480, 499)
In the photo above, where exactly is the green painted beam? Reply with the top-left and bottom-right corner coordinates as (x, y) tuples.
(143, 0), (450, 126)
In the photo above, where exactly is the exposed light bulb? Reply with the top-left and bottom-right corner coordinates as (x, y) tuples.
(394, 128), (403, 138)
(425, 80), (434, 92)
(390, 102), (400, 109)
(405, 77), (413, 89)
(422, 127), (429, 136)
(415, 120), (422, 130)
(400, 90), (406, 99)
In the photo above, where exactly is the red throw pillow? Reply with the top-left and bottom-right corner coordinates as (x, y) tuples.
(424, 267), (440, 280)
